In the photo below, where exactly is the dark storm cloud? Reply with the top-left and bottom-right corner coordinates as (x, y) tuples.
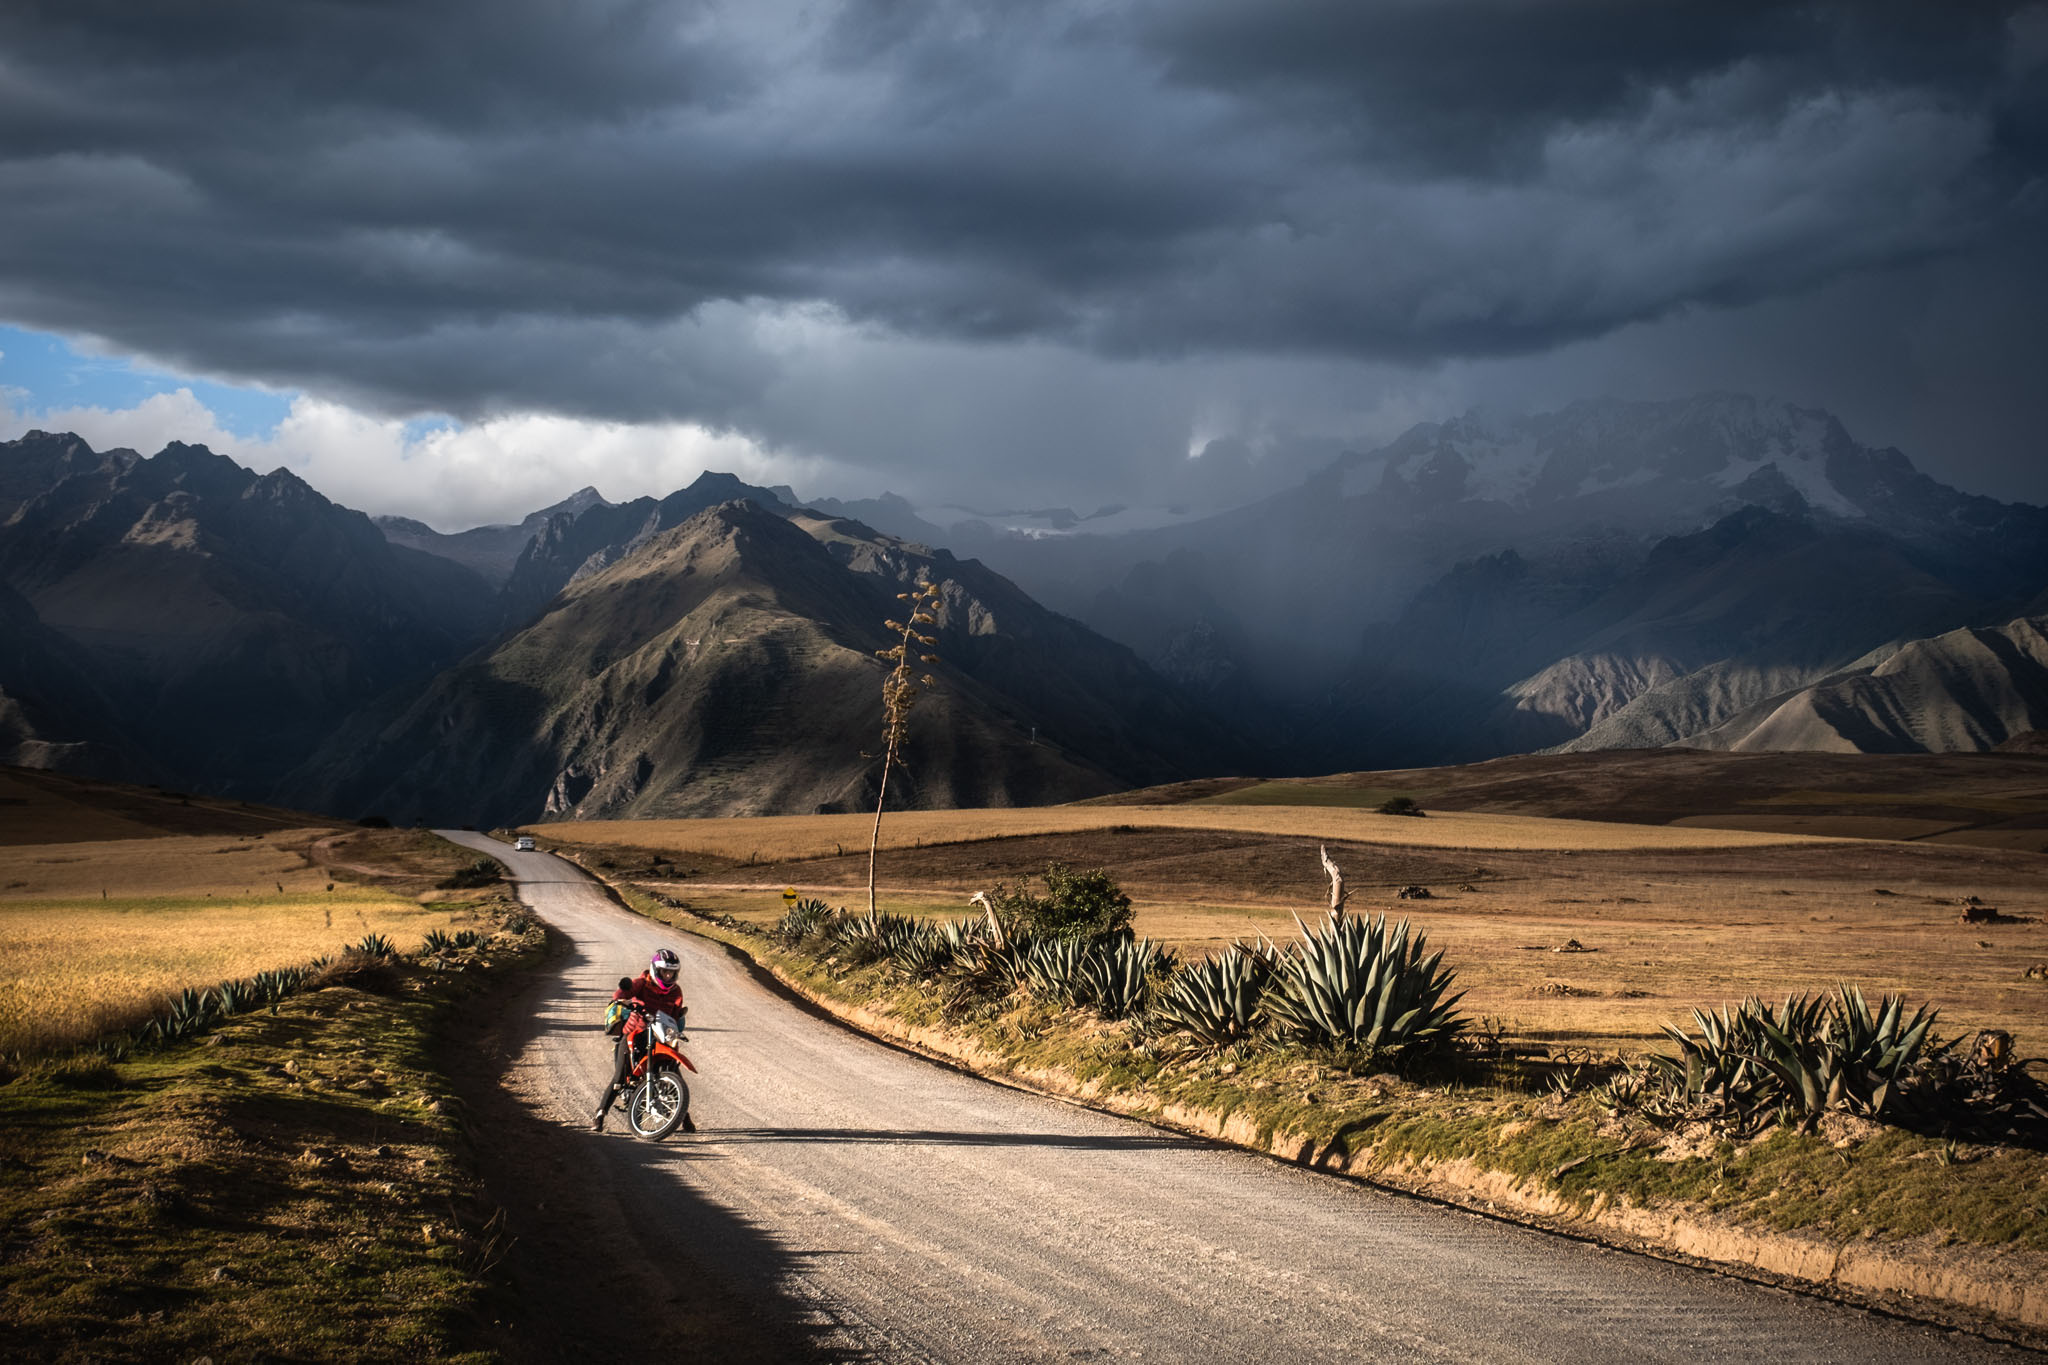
(0, 0), (2041, 430)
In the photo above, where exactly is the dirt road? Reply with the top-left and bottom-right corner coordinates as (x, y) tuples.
(442, 831), (2031, 1363)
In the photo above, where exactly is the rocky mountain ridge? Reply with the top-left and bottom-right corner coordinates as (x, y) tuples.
(0, 431), (498, 791)
(293, 500), (1242, 824)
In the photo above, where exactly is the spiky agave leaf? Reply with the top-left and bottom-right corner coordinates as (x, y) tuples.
(1077, 937), (1159, 1019)
(1023, 937), (1090, 1003)
(887, 920), (955, 979)
(1151, 942), (1275, 1050)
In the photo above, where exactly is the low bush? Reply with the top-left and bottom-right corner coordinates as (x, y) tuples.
(987, 862), (1132, 940)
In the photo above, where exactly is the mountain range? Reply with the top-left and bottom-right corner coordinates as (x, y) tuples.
(6, 392), (2048, 820)
(291, 500), (1238, 825)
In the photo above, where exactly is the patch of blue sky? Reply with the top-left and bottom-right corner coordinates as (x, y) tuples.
(400, 414), (459, 443)
(0, 323), (295, 438)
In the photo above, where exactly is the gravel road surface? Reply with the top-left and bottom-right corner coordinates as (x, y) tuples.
(442, 831), (2030, 1363)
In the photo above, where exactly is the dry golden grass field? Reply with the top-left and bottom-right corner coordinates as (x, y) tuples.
(536, 803), (1829, 863)
(0, 784), (494, 1054)
(534, 804), (2048, 1058)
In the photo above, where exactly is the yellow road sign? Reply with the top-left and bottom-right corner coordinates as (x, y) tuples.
(783, 887), (798, 903)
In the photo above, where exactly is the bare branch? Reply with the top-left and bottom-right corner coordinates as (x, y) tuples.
(1320, 844), (1348, 915)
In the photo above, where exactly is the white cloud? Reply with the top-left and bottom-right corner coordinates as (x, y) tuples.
(3, 388), (847, 530)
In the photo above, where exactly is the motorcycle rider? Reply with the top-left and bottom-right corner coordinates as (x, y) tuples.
(592, 948), (694, 1131)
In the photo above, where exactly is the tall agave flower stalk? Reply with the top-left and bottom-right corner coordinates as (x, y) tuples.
(1266, 910), (1465, 1062)
(866, 578), (944, 916)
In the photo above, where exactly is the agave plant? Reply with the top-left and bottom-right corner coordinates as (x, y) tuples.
(1023, 937), (1090, 1003)
(452, 929), (484, 949)
(1750, 986), (1938, 1128)
(954, 933), (1037, 995)
(776, 897), (834, 946)
(1076, 937), (1161, 1019)
(355, 932), (396, 958)
(829, 908), (918, 965)
(421, 927), (455, 955)
(212, 979), (248, 1017)
(1645, 997), (1780, 1123)
(1152, 942), (1277, 1050)
(1265, 911), (1465, 1062)
(887, 921), (955, 980)
(167, 986), (211, 1038)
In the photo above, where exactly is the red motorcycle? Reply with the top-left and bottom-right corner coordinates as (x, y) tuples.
(619, 1003), (698, 1140)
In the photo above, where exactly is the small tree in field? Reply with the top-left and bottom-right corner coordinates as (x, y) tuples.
(868, 578), (944, 915)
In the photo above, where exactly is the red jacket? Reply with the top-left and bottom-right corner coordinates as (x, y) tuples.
(615, 971), (684, 1039)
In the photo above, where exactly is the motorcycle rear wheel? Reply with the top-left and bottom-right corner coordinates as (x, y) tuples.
(628, 1065), (690, 1140)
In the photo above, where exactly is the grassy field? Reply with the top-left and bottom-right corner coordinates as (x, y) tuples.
(0, 891), (484, 1054)
(1103, 750), (2048, 851)
(0, 825), (497, 1055)
(0, 767), (325, 846)
(531, 803), (1833, 863)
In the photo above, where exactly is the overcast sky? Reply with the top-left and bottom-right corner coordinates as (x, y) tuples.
(2, 0), (2044, 527)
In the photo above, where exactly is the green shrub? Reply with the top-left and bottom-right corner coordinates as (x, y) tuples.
(987, 862), (1132, 940)
(1377, 796), (1425, 817)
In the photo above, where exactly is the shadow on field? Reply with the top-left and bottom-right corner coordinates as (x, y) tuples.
(444, 921), (849, 1364)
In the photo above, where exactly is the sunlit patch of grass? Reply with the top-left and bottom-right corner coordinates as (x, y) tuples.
(0, 893), (479, 1054)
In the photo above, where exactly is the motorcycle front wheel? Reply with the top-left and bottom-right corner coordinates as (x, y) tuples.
(627, 1064), (690, 1141)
